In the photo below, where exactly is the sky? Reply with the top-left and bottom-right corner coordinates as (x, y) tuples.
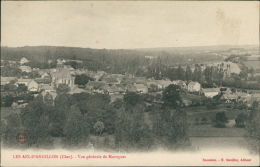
(1, 1), (259, 49)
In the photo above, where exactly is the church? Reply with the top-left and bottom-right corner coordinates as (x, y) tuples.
(51, 60), (75, 88)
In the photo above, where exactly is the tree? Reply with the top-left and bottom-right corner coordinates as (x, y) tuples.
(52, 94), (73, 136)
(115, 105), (153, 151)
(166, 109), (190, 149)
(2, 113), (23, 147)
(93, 121), (105, 135)
(20, 95), (54, 148)
(195, 66), (203, 83)
(84, 99), (105, 133)
(185, 65), (192, 81)
(74, 74), (93, 86)
(123, 91), (140, 107)
(177, 65), (185, 80)
(44, 92), (54, 106)
(50, 60), (57, 69)
(102, 107), (117, 134)
(2, 94), (15, 107)
(155, 94), (162, 102)
(231, 88), (236, 93)
(205, 98), (219, 110)
(17, 84), (28, 93)
(62, 105), (89, 147)
(212, 112), (229, 128)
(235, 113), (247, 128)
(112, 98), (124, 109)
(204, 66), (212, 82)
(150, 84), (158, 92)
(70, 61), (78, 69)
(56, 83), (70, 94)
(162, 84), (182, 109)
(245, 101), (260, 154)
(152, 107), (190, 150)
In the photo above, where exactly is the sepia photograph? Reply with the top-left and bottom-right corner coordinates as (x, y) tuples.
(1, 1), (259, 166)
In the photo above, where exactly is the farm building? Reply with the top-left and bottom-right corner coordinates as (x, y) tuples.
(188, 82), (201, 92)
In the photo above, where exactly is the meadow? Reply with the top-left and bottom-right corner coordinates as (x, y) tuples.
(243, 61), (260, 69)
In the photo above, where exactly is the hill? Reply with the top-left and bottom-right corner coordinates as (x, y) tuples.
(133, 45), (258, 53)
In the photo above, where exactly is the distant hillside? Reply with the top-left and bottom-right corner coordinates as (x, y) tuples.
(1, 46), (143, 62)
(133, 45), (258, 52)
(1, 45), (232, 75)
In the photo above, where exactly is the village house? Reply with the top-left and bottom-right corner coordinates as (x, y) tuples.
(188, 81), (201, 92)
(34, 78), (51, 85)
(125, 84), (137, 92)
(40, 84), (55, 93)
(61, 59), (67, 63)
(103, 85), (114, 95)
(220, 87), (232, 94)
(86, 81), (113, 94)
(27, 80), (39, 92)
(15, 78), (33, 86)
(86, 81), (106, 90)
(20, 57), (29, 65)
(159, 80), (175, 89)
(15, 79), (39, 92)
(247, 94), (260, 108)
(115, 84), (127, 94)
(69, 85), (86, 94)
(134, 84), (148, 93)
(102, 77), (120, 85)
(1, 77), (9, 85)
(221, 94), (238, 103)
(235, 92), (250, 98)
(175, 80), (187, 89)
(146, 81), (158, 92)
(40, 72), (50, 79)
(201, 88), (220, 98)
(238, 94), (252, 104)
(123, 77), (147, 85)
(19, 66), (32, 73)
(110, 74), (124, 83)
(110, 84), (120, 94)
(1, 76), (15, 85)
(48, 59), (53, 64)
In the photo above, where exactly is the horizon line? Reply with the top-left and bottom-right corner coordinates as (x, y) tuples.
(1, 44), (259, 50)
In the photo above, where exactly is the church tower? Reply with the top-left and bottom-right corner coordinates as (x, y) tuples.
(56, 59), (64, 72)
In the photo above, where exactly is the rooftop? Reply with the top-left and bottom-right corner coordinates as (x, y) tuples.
(202, 88), (220, 93)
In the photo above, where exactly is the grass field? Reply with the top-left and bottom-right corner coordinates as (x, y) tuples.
(180, 93), (203, 102)
(188, 124), (246, 137)
(243, 61), (260, 69)
(183, 105), (249, 137)
(184, 105), (249, 124)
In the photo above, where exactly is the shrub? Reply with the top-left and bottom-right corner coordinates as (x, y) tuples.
(235, 113), (247, 128)
(93, 121), (105, 135)
(238, 103), (247, 110)
(212, 112), (229, 128)
(201, 117), (208, 124)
